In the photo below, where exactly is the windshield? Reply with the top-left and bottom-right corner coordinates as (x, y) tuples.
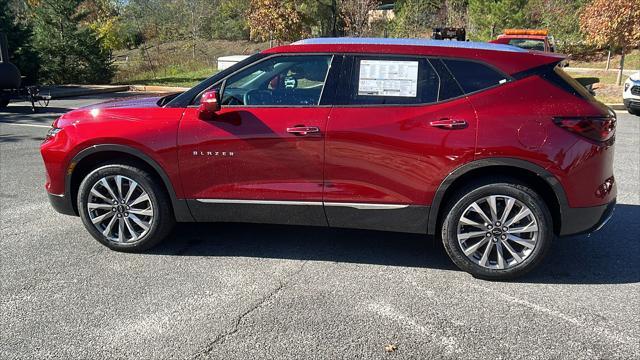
(508, 39), (546, 51)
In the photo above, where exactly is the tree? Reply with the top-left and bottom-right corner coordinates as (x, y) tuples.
(208, 0), (250, 40)
(580, 0), (640, 85)
(297, 0), (341, 37)
(468, 0), (527, 40)
(339, 0), (380, 37)
(524, 0), (586, 52)
(248, 0), (308, 43)
(443, 0), (468, 28)
(0, 0), (40, 84)
(392, 0), (441, 37)
(30, 0), (115, 84)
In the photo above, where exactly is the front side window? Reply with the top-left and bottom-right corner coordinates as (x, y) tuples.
(443, 59), (509, 94)
(221, 55), (332, 106)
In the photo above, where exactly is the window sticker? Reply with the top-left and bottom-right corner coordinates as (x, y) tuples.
(358, 60), (419, 97)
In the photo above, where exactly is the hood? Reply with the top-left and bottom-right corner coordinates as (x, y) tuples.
(84, 95), (162, 110)
(630, 72), (640, 82)
(54, 95), (163, 128)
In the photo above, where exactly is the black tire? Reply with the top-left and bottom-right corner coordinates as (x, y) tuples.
(628, 108), (640, 116)
(77, 163), (175, 252)
(441, 178), (553, 280)
(0, 98), (9, 108)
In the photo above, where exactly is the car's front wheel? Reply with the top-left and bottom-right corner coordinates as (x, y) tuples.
(441, 179), (552, 280)
(77, 163), (175, 252)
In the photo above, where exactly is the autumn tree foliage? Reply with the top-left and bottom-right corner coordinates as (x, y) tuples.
(248, 0), (309, 43)
(340, 0), (380, 37)
(580, 0), (640, 84)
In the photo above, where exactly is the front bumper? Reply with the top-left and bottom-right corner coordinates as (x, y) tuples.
(623, 98), (640, 110)
(560, 199), (616, 236)
(47, 192), (77, 216)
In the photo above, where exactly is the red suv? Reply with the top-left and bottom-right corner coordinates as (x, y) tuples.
(41, 38), (616, 279)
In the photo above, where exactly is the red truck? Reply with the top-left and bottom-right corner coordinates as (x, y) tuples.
(490, 29), (556, 52)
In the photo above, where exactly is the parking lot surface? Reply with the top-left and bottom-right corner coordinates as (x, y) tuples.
(1, 95), (639, 359)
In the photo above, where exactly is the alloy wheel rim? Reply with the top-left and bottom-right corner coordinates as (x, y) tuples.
(87, 175), (154, 243)
(457, 195), (539, 270)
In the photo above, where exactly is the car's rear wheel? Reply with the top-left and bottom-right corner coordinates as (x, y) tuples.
(441, 179), (552, 280)
(77, 163), (174, 252)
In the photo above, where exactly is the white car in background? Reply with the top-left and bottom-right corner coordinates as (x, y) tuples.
(623, 71), (640, 115)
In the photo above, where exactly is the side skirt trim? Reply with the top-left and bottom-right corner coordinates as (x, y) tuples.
(196, 199), (322, 206)
(195, 199), (410, 210)
(189, 199), (427, 233)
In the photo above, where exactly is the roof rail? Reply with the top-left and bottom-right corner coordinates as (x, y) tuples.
(292, 37), (527, 53)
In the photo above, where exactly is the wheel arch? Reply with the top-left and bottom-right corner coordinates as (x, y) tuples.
(67, 144), (194, 221)
(428, 158), (568, 236)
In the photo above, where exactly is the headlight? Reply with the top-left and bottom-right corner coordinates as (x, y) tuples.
(624, 83), (630, 92)
(45, 126), (62, 140)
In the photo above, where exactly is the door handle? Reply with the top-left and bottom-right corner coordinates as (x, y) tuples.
(286, 126), (320, 136)
(429, 119), (468, 130)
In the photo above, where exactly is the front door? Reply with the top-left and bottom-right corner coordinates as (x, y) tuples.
(178, 54), (335, 226)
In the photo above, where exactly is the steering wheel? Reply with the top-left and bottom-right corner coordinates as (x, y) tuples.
(221, 94), (244, 106)
(244, 89), (273, 106)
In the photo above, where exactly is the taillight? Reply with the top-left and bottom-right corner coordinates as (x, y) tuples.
(553, 116), (616, 143)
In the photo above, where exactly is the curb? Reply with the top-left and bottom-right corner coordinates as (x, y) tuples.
(129, 85), (189, 93)
(47, 85), (130, 99)
(565, 67), (638, 75)
(45, 84), (188, 99)
(606, 104), (626, 110)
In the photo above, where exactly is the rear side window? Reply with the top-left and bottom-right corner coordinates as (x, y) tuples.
(544, 65), (596, 100)
(339, 56), (440, 105)
(430, 59), (464, 101)
(443, 59), (509, 94)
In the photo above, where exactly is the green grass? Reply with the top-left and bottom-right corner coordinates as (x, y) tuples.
(111, 39), (269, 88)
(114, 66), (218, 88)
(571, 49), (640, 70)
(564, 69), (624, 104)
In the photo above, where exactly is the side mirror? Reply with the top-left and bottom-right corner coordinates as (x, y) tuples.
(198, 90), (220, 120)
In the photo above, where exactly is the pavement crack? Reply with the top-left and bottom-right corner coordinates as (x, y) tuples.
(190, 260), (308, 359)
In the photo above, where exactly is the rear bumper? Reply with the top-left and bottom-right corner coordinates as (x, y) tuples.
(47, 192), (77, 216)
(560, 199), (615, 236)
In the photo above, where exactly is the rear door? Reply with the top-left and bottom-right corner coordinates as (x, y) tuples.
(323, 55), (478, 233)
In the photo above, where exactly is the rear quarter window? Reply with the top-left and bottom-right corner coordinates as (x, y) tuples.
(443, 59), (509, 94)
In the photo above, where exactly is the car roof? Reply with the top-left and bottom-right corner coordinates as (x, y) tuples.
(263, 37), (565, 75)
(292, 37), (527, 53)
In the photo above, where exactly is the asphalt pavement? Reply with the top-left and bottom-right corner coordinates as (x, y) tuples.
(1, 95), (639, 359)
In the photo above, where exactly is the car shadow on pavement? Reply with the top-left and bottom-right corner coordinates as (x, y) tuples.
(152, 204), (640, 284)
(152, 222), (457, 271)
(0, 133), (44, 143)
(522, 203), (640, 284)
